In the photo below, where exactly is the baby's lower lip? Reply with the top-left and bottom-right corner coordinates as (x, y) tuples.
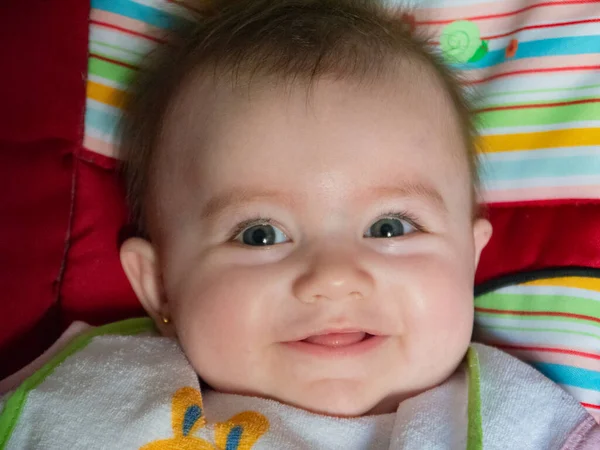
(304, 331), (368, 347)
(284, 332), (385, 357)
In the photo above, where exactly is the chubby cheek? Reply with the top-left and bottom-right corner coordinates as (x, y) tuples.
(382, 245), (475, 366)
(167, 265), (277, 390)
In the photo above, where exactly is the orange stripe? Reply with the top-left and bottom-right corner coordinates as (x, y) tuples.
(478, 128), (600, 153)
(475, 307), (600, 324)
(87, 81), (128, 109)
(523, 277), (600, 292)
(476, 98), (600, 113)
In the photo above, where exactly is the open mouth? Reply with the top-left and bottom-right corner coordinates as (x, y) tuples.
(302, 331), (375, 347)
(285, 330), (384, 356)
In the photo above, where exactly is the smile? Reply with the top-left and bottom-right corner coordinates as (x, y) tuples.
(284, 330), (386, 357)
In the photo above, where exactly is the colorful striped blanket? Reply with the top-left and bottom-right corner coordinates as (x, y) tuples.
(82, 0), (600, 421)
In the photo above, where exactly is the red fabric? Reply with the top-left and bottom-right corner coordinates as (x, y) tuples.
(0, 0), (89, 379)
(0, 1), (89, 143)
(0, 142), (73, 379)
(60, 151), (141, 330)
(476, 202), (600, 284)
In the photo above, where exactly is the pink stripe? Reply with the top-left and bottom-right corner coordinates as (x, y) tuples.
(483, 184), (600, 203)
(83, 135), (117, 158)
(588, 411), (600, 424)
(501, 349), (600, 373)
(90, 9), (166, 39)
(416, 3), (600, 40)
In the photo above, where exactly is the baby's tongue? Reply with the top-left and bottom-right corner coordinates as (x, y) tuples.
(304, 332), (366, 347)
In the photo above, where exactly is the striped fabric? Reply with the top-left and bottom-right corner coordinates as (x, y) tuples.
(474, 275), (600, 422)
(409, 0), (600, 204)
(84, 0), (193, 157)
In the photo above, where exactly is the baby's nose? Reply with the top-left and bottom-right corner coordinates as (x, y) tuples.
(292, 252), (374, 304)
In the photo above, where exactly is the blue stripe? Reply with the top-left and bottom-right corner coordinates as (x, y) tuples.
(452, 36), (600, 71)
(92, 0), (179, 29)
(531, 362), (600, 391)
(226, 426), (243, 450)
(480, 151), (600, 182)
(85, 106), (121, 136)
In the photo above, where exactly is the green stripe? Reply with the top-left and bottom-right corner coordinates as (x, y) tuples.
(0, 318), (154, 449)
(88, 57), (136, 85)
(89, 47), (140, 68)
(466, 347), (483, 450)
(475, 325), (600, 341)
(475, 293), (600, 317)
(90, 40), (146, 58)
(476, 102), (600, 128)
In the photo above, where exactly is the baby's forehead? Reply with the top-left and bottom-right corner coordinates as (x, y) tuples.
(159, 63), (467, 175)
(164, 60), (461, 142)
(155, 68), (471, 212)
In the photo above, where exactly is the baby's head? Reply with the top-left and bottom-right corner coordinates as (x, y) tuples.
(120, 0), (492, 417)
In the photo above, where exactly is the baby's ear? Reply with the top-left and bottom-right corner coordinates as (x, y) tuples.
(472, 218), (493, 268)
(120, 238), (173, 335)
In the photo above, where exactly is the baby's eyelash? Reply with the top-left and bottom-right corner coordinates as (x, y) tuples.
(378, 210), (427, 233)
(229, 217), (273, 240)
(227, 211), (427, 240)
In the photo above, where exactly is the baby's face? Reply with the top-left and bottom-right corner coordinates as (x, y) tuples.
(135, 69), (491, 416)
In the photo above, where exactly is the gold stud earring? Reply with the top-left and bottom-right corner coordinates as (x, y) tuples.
(162, 317), (170, 324)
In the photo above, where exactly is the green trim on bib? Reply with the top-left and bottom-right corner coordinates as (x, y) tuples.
(466, 346), (483, 450)
(0, 318), (155, 449)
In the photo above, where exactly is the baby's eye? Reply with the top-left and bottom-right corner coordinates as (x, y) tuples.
(364, 216), (416, 238)
(235, 223), (289, 246)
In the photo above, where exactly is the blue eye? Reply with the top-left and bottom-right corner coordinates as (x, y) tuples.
(365, 216), (416, 238)
(235, 223), (289, 246)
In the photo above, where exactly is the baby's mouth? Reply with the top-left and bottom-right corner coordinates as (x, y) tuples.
(284, 330), (384, 356)
(302, 331), (373, 347)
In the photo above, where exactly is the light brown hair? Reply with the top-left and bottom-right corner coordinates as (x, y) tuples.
(120, 0), (479, 237)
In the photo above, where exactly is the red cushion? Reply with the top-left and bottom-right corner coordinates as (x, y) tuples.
(0, 0), (89, 379)
(60, 149), (141, 330)
(0, 141), (73, 379)
(477, 202), (600, 285)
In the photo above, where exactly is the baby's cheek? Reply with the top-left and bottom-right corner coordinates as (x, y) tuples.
(397, 252), (474, 343)
(172, 274), (268, 390)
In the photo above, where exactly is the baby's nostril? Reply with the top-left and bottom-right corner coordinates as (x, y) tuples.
(350, 291), (364, 300)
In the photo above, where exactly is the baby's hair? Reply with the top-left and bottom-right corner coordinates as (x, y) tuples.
(120, 0), (480, 237)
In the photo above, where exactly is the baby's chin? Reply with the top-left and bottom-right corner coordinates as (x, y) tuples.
(261, 379), (407, 418)
(285, 389), (408, 418)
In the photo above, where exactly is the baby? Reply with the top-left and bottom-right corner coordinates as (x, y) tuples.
(1, 0), (598, 448)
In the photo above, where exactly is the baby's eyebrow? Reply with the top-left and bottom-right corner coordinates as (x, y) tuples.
(367, 183), (447, 213)
(200, 189), (297, 220)
(200, 183), (447, 220)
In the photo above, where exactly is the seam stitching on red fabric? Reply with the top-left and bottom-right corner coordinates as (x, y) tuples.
(54, 156), (79, 312)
